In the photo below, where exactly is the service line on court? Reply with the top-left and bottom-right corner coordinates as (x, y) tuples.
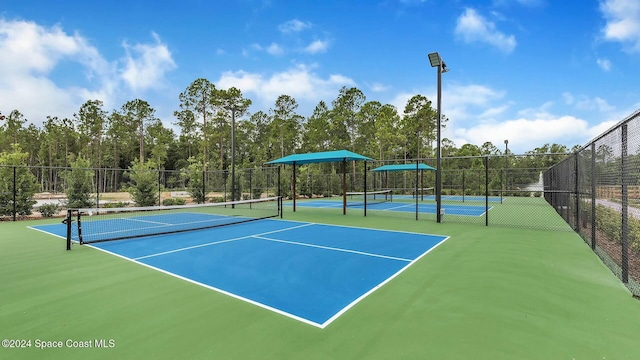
(133, 223), (315, 261)
(252, 235), (413, 262)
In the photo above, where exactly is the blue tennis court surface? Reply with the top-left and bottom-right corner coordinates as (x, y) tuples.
(290, 200), (491, 216)
(394, 194), (503, 202)
(31, 219), (448, 328)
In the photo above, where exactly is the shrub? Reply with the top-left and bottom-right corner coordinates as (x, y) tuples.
(163, 198), (186, 206)
(126, 159), (160, 207)
(252, 188), (263, 199)
(63, 156), (95, 209)
(0, 146), (39, 216)
(180, 157), (207, 204)
(38, 203), (60, 217)
(102, 201), (130, 208)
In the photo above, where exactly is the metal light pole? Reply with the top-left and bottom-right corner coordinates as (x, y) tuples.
(504, 139), (509, 196)
(428, 52), (449, 223)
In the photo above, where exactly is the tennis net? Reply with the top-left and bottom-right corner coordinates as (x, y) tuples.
(65, 196), (282, 245)
(345, 190), (392, 206)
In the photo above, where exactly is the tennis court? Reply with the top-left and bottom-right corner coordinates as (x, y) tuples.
(394, 194), (504, 202)
(31, 215), (448, 328)
(291, 198), (490, 216)
(4, 200), (640, 359)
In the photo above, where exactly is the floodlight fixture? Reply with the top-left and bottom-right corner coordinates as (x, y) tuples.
(428, 52), (441, 67)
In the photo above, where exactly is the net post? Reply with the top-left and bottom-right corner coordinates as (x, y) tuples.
(279, 196), (283, 218)
(77, 211), (84, 245)
(65, 209), (72, 250)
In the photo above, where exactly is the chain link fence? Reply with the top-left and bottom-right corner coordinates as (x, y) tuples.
(5, 110), (639, 296)
(0, 164), (279, 220)
(545, 109), (640, 296)
(275, 154), (571, 230)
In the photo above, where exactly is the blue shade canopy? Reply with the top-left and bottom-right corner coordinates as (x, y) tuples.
(371, 164), (436, 172)
(266, 150), (373, 165)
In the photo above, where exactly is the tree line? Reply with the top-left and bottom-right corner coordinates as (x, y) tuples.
(0, 77), (576, 195)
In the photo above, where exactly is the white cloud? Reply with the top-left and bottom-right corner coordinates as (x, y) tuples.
(597, 58), (613, 71)
(562, 92), (575, 105)
(387, 83), (505, 124)
(266, 43), (284, 56)
(439, 84), (507, 125)
(217, 64), (355, 110)
(121, 32), (176, 92)
(370, 83), (390, 92)
(561, 92), (616, 113)
(244, 42), (286, 56)
(278, 19), (312, 34)
(455, 8), (517, 53)
(575, 96), (616, 113)
(452, 115), (590, 151)
(304, 39), (330, 54)
(0, 18), (177, 126)
(494, 0), (544, 6)
(0, 18), (116, 123)
(600, 0), (640, 52)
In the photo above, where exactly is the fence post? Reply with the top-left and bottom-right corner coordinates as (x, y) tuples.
(485, 156), (489, 226)
(203, 170), (207, 203)
(158, 167), (162, 206)
(95, 168), (100, 208)
(365, 161), (368, 217)
(414, 160), (418, 220)
(462, 170), (465, 202)
(621, 124), (629, 283)
(591, 142), (596, 250)
(574, 153), (579, 231)
(12, 166), (16, 222)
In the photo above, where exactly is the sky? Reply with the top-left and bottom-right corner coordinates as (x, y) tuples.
(1, 0), (640, 154)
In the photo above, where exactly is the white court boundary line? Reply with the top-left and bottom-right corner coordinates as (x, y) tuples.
(29, 219), (450, 329)
(86, 243), (324, 328)
(319, 234), (450, 328)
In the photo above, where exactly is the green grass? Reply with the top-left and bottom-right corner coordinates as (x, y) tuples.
(2, 204), (640, 359)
